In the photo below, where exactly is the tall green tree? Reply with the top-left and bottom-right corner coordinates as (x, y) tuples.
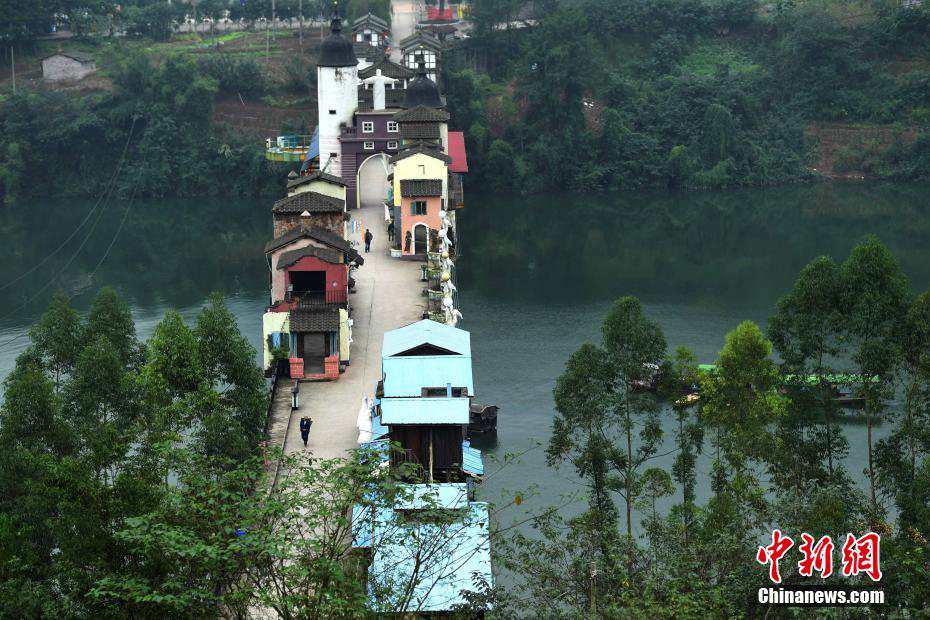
(839, 236), (910, 512)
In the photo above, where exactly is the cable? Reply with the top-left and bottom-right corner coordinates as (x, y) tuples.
(0, 115), (138, 293)
(0, 116), (140, 351)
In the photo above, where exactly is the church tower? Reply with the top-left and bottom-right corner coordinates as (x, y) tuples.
(317, 8), (358, 176)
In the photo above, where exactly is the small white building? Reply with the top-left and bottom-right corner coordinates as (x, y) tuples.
(400, 33), (442, 83)
(42, 51), (97, 82)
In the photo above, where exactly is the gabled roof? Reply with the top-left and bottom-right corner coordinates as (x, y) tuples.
(45, 50), (94, 63)
(389, 143), (452, 165)
(353, 42), (382, 62)
(382, 319), (471, 357)
(273, 191), (345, 215)
(447, 131), (469, 173)
(380, 397), (470, 425)
(395, 483), (469, 510)
(400, 179), (443, 197)
(364, 501), (492, 612)
(400, 123), (441, 141)
(289, 307), (340, 332)
(264, 225), (358, 260)
(359, 56), (414, 80)
(352, 12), (389, 31)
(400, 32), (442, 52)
(393, 105), (450, 123)
(287, 170), (346, 189)
(381, 356), (475, 397)
(277, 245), (343, 269)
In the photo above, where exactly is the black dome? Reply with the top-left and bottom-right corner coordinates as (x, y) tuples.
(318, 15), (357, 68)
(404, 66), (443, 109)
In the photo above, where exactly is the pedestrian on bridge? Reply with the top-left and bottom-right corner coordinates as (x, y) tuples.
(299, 416), (313, 448)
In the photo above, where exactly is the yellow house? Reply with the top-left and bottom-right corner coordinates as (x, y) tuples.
(287, 171), (347, 202)
(390, 146), (450, 208)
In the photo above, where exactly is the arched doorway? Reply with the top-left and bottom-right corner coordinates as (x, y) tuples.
(413, 223), (428, 254)
(356, 153), (391, 209)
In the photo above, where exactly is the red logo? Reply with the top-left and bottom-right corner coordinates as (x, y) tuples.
(757, 529), (794, 584)
(758, 531), (882, 583)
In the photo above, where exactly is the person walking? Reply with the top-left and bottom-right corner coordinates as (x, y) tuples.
(387, 220), (395, 242)
(364, 228), (373, 253)
(299, 416), (312, 448)
(404, 230), (412, 253)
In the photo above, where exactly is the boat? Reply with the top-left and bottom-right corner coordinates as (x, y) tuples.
(631, 362), (662, 392)
(674, 392), (700, 408)
(468, 403), (498, 435)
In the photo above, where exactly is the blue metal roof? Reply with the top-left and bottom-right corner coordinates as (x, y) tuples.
(382, 319), (471, 358)
(380, 396), (470, 425)
(394, 483), (468, 510)
(367, 501), (493, 612)
(461, 441), (484, 476)
(381, 355), (475, 397)
(371, 412), (389, 438)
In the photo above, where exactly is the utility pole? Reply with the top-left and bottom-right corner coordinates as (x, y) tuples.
(299, 0), (303, 48)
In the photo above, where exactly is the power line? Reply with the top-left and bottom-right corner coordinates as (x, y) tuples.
(0, 116), (140, 351)
(0, 116), (138, 293)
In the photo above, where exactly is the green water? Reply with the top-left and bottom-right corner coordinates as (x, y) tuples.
(2, 182), (930, 530)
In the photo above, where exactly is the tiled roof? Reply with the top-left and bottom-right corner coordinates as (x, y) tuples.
(273, 191), (345, 214)
(287, 170), (346, 189)
(264, 225), (357, 259)
(352, 12), (389, 31)
(400, 179), (443, 197)
(289, 307), (340, 332)
(46, 50), (95, 63)
(400, 32), (442, 52)
(393, 105), (450, 122)
(358, 86), (407, 110)
(277, 245), (342, 269)
(400, 123), (441, 140)
(353, 42), (382, 61)
(390, 143), (452, 164)
(359, 56), (413, 80)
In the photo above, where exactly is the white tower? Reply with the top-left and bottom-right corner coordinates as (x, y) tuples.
(317, 12), (358, 177)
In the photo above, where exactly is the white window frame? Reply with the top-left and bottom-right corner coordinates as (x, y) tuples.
(387, 121), (399, 133)
(387, 140), (398, 150)
(364, 141), (375, 150)
(362, 121), (375, 133)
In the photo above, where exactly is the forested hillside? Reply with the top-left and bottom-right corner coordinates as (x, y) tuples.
(448, 0), (930, 192)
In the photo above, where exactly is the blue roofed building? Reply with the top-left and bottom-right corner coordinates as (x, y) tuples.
(351, 483), (493, 614)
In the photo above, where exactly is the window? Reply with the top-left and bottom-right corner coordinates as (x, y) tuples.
(387, 140), (398, 150)
(329, 109), (336, 115)
(362, 121), (374, 133)
(411, 201), (427, 216)
(387, 121), (399, 133)
(364, 141), (375, 150)
(330, 152), (338, 159)
(418, 165), (426, 175)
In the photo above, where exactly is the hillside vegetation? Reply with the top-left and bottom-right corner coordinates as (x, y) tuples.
(449, 0), (930, 192)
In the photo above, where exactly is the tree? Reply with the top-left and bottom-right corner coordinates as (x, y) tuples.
(549, 295), (666, 584)
(839, 236), (910, 513)
(767, 255), (848, 481)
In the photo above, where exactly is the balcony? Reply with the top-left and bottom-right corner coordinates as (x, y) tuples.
(286, 288), (347, 308)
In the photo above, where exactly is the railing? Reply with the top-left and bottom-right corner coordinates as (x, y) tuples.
(286, 288), (348, 306)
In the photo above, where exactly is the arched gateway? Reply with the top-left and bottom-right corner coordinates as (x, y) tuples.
(356, 152), (391, 209)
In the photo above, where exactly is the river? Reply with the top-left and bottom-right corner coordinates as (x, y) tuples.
(2, 182), (930, 532)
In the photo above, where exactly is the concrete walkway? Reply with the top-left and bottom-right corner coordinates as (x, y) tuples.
(275, 201), (424, 462)
(390, 0), (419, 62)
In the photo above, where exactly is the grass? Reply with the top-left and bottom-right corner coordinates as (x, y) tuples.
(679, 38), (759, 77)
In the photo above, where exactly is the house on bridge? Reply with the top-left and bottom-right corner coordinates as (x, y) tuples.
(400, 32), (442, 83)
(376, 320), (478, 482)
(352, 12), (390, 49)
(262, 225), (362, 380)
(351, 321), (491, 614)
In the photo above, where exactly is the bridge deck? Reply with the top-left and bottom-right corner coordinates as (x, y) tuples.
(265, 201), (424, 470)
